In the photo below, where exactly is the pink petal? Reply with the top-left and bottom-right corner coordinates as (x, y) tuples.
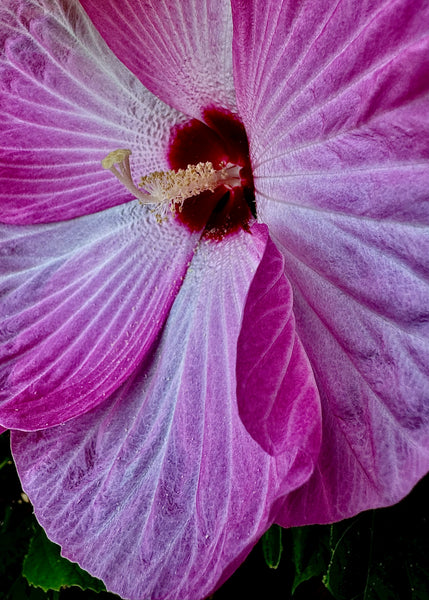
(232, 0), (429, 521)
(232, 0), (429, 223)
(0, 205), (199, 431)
(11, 227), (313, 600)
(236, 225), (321, 458)
(0, 0), (186, 224)
(269, 207), (429, 523)
(80, 0), (237, 120)
(233, 0), (429, 170)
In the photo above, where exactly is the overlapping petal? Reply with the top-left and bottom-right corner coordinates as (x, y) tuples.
(80, 0), (236, 121)
(232, 0), (429, 521)
(0, 204), (200, 431)
(236, 226), (321, 458)
(11, 227), (313, 600)
(269, 207), (429, 523)
(0, 0), (186, 224)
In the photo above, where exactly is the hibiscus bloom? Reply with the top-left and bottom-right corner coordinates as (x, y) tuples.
(1, 0), (428, 598)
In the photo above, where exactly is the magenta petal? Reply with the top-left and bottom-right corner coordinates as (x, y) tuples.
(0, 0), (185, 224)
(237, 225), (321, 458)
(80, 0), (236, 120)
(0, 205), (199, 431)
(11, 227), (310, 600)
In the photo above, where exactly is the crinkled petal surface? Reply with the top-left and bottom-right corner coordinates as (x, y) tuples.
(236, 226), (321, 458)
(0, 204), (199, 431)
(11, 228), (316, 600)
(0, 0), (186, 224)
(232, 0), (429, 522)
(80, 0), (237, 120)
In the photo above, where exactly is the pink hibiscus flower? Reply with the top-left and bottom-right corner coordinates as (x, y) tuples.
(1, 0), (428, 598)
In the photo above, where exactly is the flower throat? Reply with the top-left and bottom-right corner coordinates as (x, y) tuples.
(102, 108), (256, 240)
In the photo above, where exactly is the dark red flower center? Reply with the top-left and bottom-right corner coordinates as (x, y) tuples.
(167, 107), (255, 241)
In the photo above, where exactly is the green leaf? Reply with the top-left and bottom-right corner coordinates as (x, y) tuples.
(322, 516), (371, 600)
(0, 432), (35, 596)
(322, 475), (429, 600)
(290, 525), (330, 594)
(262, 524), (283, 569)
(23, 525), (106, 593)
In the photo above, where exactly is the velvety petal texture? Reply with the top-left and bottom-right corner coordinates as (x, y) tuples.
(236, 226), (321, 458)
(232, 0), (429, 522)
(0, 0), (186, 224)
(80, 0), (237, 121)
(11, 227), (316, 600)
(4, 0), (429, 598)
(0, 204), (199, 430)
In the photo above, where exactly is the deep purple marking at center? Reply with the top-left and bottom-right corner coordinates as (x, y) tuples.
(167, 107), (255, 240)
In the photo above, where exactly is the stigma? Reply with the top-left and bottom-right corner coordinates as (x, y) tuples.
(102, 148), (242, 218)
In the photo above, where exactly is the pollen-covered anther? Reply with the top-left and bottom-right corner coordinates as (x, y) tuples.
(139, 161), (242, 212)
(101, 149), (242, 215)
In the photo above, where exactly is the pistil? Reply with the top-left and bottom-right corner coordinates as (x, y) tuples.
(102, 149), (242, 217)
